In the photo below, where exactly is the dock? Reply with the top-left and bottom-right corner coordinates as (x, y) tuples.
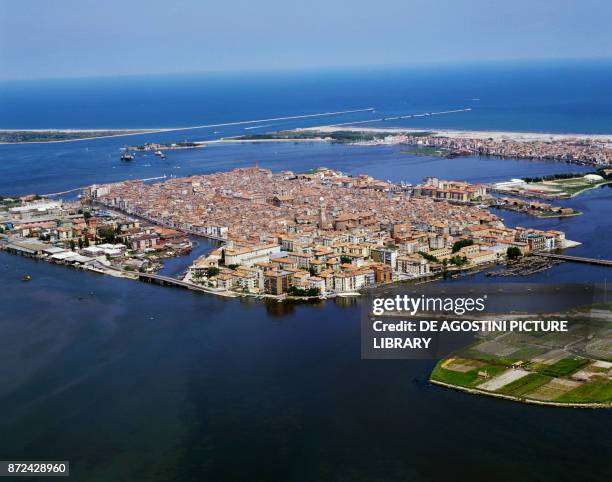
(138, 272), (238, 297)
(535, 252), (612, 267)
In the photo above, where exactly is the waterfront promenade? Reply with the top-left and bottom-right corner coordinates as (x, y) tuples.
(139, 272), (239, 297)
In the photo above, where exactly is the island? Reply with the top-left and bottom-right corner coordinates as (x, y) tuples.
(235, 127), (612, 168)
(0, 129), (161, 143)
(430, 305), (612, 407)
(75, 167), (575, 296)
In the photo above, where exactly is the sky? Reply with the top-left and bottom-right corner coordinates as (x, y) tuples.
(1, 0), (611, 80)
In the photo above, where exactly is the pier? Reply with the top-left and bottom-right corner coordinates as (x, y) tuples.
(42, 176), (167, 198)
(535, 252), (612, 267)
(139, 272), (238, 297)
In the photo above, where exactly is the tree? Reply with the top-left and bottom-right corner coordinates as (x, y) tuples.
(452, 239), (473, 253)
(287, 286), (320, 297)
(507, 246), (522, 260)
(78, 237), (84, 249)
(450, 255), (468, 266)
(418, 251), (438, 263)
(340, 255), (352, 264)
(206, 266), (220, 277)
(98, 226), (116, 243)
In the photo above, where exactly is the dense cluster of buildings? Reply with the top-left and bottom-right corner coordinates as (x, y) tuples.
(0, 196), (191, 274)
(365, 133), (612, 167)
(87, 167), (570, 296)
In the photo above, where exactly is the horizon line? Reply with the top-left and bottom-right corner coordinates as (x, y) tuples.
(1, 56), (611, 83)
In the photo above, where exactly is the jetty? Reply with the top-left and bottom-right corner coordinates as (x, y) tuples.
(535, 252), (612, 267)
(138, 272), (238, 297)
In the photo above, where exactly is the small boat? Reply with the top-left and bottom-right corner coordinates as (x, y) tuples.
(121, 152), (135, 161)
(154, 150), (163, 156)
(22, 274), (32, 282)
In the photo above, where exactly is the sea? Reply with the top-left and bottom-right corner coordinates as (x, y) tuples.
(1, 60), (611, 481)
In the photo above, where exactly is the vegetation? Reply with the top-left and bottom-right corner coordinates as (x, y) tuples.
(340, 255), (352, 264)
(287, 286), (321, 297)
(449, 255), (468, 266)
(495, 373), (552, 397)
(537, 357), (589, 377)
(418, 251), (438, 262)
(206, 267), (220, 277)
(0, 130), (149, 143)
(452, 239), (473, 253)
(236, 129), (432, 143)
(400, 146), (445, 157)
(507, 246), (522, 259)
(522, 172), (589, 183)
(522, 168), (612, 184)
(430, 362), (506, 388)
(97, 225), (117, 243)
(556, 379), (612, 403)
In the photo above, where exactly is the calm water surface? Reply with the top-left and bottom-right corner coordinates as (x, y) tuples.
(1, 63), (611, 481)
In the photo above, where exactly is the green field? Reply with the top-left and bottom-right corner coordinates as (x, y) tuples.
(495, 373), (552, 397)
(430, 362), (506, 388)
(556, 379), (612, 403)
(429, 305), (612, 406)
(540, 177), (612, 197)
(537, 357), (589, 377)
(400, 146), (445, 157)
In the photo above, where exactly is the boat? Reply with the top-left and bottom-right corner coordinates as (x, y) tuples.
(154, 150), (163, 156)
(22, 274), (32, 282)
(121, 147), (135, 161)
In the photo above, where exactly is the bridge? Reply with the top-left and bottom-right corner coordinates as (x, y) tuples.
(42, 176), (167, 198)
(535, 252), (612, 267)
(138, 272), (238, 297)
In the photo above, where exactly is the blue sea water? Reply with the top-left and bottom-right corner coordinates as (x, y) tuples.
(1, 59), (612, 133)
(1, 62), (612, 481)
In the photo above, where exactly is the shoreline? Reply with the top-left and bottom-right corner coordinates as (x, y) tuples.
(3, 125), (612, 145)
(0, 107), (376, 144)
(299, 125), (612, 143)
(430, 379), (612, 409)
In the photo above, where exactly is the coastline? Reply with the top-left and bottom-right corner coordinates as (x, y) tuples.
(3, 125), (612, 145)
(430, 379), (612, 409)
(299, 125), (612, 143)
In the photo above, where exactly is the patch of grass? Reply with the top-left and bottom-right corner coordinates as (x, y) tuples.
(506, 346), (548, 361)
(538, 357), (589, 377)
(431, 361), (506, 388)
(555, 379), (612, 404)
(496, 373), (552, 397)
(400, 146), (444, 157)
(456, 346), (535, 366)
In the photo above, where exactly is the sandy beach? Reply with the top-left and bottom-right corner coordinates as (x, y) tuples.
(300, 125), (612, 143)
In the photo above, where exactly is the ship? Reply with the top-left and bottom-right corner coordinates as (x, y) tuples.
(121, 147), (135, 161)
(22, 274), (32, 282)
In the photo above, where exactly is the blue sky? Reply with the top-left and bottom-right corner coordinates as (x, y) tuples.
(1, 0), (611, 80)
